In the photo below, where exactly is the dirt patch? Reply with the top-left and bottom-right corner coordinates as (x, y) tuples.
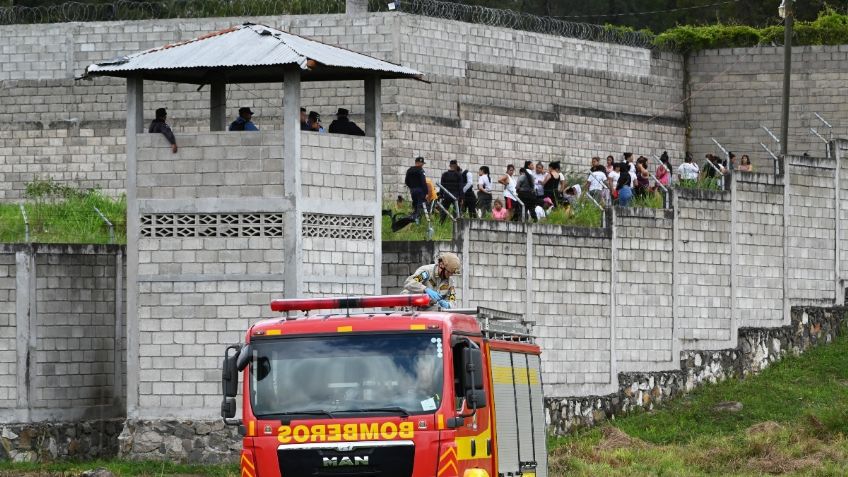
(746, 421), (783, 436)
(595, 427), (649, 452)
(746, 452), (822, 475)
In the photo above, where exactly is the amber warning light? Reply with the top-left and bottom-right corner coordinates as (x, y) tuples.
(270, 294), (430, 312)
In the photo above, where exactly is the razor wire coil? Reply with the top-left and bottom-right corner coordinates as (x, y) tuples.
(0, 0), (661, 50)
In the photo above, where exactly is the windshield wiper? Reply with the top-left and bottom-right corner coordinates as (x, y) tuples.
(256, 409), (336, 422)
(337, 406), (411, 417)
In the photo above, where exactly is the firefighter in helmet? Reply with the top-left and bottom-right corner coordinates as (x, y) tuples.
(403, 252), (460, 310)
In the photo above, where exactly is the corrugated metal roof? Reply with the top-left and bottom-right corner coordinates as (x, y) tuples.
(83, 23), (422, 83)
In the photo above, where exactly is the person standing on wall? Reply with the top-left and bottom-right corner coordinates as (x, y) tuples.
(148, 107), (178, 153)
(460, 164), (477, 218)
(515, 162), (538, 222)
(477, 166), (493, 216)
(439, 160), (463, 224)
(404, 156), (428, 222)
(328, 108), (365, 136)
(229, 107), (259, 131)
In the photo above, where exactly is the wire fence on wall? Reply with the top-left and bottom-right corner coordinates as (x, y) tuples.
(0, 0), (660, 50)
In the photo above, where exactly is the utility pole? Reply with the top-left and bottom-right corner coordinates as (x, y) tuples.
(779, 0), (794, 158)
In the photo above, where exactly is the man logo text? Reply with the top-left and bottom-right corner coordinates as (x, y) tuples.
(323, 456), (369, 467)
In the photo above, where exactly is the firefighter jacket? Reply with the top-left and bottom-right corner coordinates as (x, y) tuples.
(402, 264), (456, 308)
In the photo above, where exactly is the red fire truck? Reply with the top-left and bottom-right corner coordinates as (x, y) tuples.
(221, 294), (548, 477)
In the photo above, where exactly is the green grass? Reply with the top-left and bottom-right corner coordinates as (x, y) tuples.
(676, 177), (722, 191)
(632, 191), (664, 209)
(549, 330), (848, 476)
(0, 190), (126, 245)
(0, 459), (238, 476)
(543, 200), (603, 228)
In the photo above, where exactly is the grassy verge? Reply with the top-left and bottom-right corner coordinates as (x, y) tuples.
(550, 330), (848, 476)
(0, 460), (238, 477)
(0, 187), (126, 244)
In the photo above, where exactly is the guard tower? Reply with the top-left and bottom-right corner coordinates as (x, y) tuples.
(82, 23), (422, 426)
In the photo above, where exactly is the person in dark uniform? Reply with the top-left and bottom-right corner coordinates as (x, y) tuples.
(439, 160), (463, 224)
(148, 107), (177, 153)
(328, 108), (365, 136)
(405, 156), (428, 222)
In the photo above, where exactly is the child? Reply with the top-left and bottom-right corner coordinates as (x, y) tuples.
(491, 199), (508, 221)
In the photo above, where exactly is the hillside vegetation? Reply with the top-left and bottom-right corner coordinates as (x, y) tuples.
(550, 329), (848, 476)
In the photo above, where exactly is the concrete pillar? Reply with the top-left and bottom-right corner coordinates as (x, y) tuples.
(346, 0), (368, 14)
(525, 226), (533, 324)
(782, 158), (791, 325)
(834, 140), (844, 305)
(365, 77), (382, 295)
(729, 168), (739, 342)
(282, 65), (303, 298)
(210, 81), (227, 131)
(15, 249), (35, 415)
(113, 249), (124, 404)
(609, 208), (618, 388)
(125, 75), (143, 416)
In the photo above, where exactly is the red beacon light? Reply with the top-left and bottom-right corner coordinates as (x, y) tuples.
(270, 294), (430, 312)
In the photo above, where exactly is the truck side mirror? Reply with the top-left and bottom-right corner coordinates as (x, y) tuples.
(462, 347), (486, 409)
(221, 344), (241, 420)
(236, 344), (252, 371)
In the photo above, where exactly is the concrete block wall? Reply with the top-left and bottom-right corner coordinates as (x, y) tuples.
(675, 189), (732, 349)
(137, 132), (285, 200)
(734, 173), (785, 328)
(136, 237), (284, 418)
(614, 207), (675, 370)
(34, 253), (120, 409)
(0, 245), (125, 423)
(530, 225), (612, 396)
(687, 45), (848, 171)
(0, 253), (16, 408)
(787, 156), (837, 305)
(301, 132), (375, 202)
(463, 220), (527, 316)
(839, 143), (848, 294)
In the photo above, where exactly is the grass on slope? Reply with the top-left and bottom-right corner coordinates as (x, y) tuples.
(550, 330), (848, 476)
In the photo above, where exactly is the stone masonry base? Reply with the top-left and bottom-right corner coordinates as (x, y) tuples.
(0, 419), (124, 462)
(545, 306), (847, 435)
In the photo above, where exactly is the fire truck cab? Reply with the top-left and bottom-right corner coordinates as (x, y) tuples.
(221, 294), (548, 477)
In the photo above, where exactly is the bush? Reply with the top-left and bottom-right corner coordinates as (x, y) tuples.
(654, 8), (848, 52)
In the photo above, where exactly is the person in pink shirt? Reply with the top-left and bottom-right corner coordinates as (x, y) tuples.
(491, 199), (508, 221)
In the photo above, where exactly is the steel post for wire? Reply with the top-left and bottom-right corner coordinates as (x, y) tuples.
(812, 112), (834, 158)
(18, 204), (29, 243)
(94, 206), (115, 244)
(761, 142), (781, 176)
(435, 182), (459, 222)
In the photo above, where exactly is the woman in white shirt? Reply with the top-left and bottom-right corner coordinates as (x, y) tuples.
(477, 166), (493, 215)
(498, 164), (519, 220)
(677, 154), (700, 181)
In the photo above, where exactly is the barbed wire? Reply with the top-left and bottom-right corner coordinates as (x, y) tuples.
(0, 0), (661, 50)
(387, 0), (657, 49)
(0, 0), (346, 24)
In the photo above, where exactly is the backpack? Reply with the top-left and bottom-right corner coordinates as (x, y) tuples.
(460, 169), (469, 189)
(229, 118), (245, 131)
(517, 171), (535, 193)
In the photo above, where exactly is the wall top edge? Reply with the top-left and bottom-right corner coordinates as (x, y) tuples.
(0, 243), (126, 254)
(674, 188), (731, 202)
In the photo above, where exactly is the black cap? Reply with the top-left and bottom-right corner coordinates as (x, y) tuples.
(239, 107), (254, 115)
(308, 111), (320, 121)
(449, 159), (458, 165)
(336, 108), (349, 116)
(155, 107), (167, 118)
(300, 107), (306, 112)
(415, 156), (425, 164)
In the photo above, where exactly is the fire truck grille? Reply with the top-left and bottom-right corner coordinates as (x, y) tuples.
(278, 442), (414, 477)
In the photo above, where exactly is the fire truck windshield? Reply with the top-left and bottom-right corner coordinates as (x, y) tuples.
(249, 333), (444, 418)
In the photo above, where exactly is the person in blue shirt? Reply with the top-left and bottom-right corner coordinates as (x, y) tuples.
(228, 107), (259, 131)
